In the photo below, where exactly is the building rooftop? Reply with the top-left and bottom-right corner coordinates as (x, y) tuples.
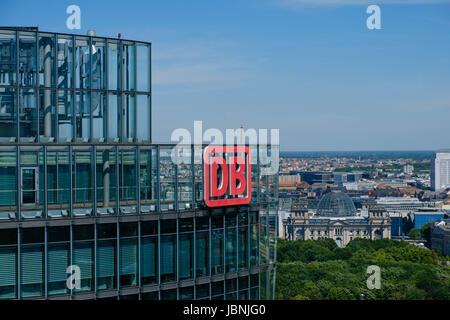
(316, 191), (357, 217)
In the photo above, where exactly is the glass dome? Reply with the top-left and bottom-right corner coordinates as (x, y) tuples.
(316, 191), (356, 217)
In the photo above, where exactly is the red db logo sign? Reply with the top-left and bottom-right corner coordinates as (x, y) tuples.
(204, 146), (251, 207)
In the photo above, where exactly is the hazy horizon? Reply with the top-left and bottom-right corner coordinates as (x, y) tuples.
(2, 0), (449, 150)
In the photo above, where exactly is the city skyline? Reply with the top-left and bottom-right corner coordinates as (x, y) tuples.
(1, 0), (449, 151)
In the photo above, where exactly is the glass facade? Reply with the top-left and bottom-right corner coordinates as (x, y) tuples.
(0, 28), (278, 300)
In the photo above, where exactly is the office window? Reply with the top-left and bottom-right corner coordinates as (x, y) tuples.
(119, 222), (137, 287)
(225, 227), (237, 273)
(268, 208), (277, 264)
(177, 148), (193, 211)
(38, 33), (56, 87)
(259, 214), (268, 265)
(73, 225), (94, 292)
(75, 37), (90, 89)
(0, 147), (17, 218)
(250, 212), (259, 268)
(122, 42), (134, 91)
(96, 147), (117, 214)
(46, 147), (70, 217)
(160, 234), (176, 282)
(260, 269), (268, 300)
(211, 281), (224, 298)
(136, 44), (150, 92)
(140, 147), (157, 212)
(160, 148), (175, 211)
(91, 38), (106, 90)
(72, 147), (93, 214)
(108, 40), (121, 90)
(75, 91), (90, 142)
(226, 278), (237, 296)
(160, 289), (176, 300)
(122, 94), (135, 142)
(196, 284), (210, 300)
(92, 92), (106, 142)
(194, 149), (203, 208)
(19, 147), (44, 218)
(196, 229), (209, 277)
(238, 225), (248, 270)
(212, 216), (223, 229)
(47, 226), (70, 296)
(108, 93), (120, 141)
(160, 220), (176, 282)
(0, 88), (16, 141)
(179, 219), (193, 280)
(97, 223), (117, 290)
(211, 228), (223, 275)
(0, 229), (17, 299)
(239, 276), (249, 290)
(39, 89), (56, 142)
(141, 221), (158, 285)
(179, 286), (194, 300)
(161, 220), (176, 234)
(141, 292), (158, 300)
(19, 32), (36, 86)
(57, 90), (73, 142)
(136, 95), (150, 142)
(19, 88), (37, 141)
(57, 36), (73, 88)
(21, 228), (44, 298)
(0, 30), (17, 86)
(119, 147), (137, 214)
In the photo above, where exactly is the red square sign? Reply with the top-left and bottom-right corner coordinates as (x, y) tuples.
(204, 146), (252, 207)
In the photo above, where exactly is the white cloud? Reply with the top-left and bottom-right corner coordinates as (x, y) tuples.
(152, 40), (262, 88)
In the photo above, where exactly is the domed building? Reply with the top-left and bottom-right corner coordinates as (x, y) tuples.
(284, 192), (391, 247)
(317, 191), (356, 217)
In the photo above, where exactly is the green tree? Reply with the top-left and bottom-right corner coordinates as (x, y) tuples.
(408, 228), (422, 239)
(420, 222), (434, 243)
(327, 287), (355, 300)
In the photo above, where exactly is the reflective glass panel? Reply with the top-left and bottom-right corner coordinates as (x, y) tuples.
(39, 89), (56, 141)
(0, 88), (16, 141)
(0, 30), (16, 86)
(92, 38), (106, 90)
(75, 37), (90, 89)
(38, 33), (56, 87)
(19, 32), (36, 86)
(136, 44), (150, 92)
(57, 36), (73, 88)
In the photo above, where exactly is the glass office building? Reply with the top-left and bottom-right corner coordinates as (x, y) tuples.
(0, 27), (278, 300)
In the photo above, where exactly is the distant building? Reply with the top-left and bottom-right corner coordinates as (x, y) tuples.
(284, 192), (391, 248)
(300, 172), (334, 185)
(389, 212), (411, 237)
(412, 209), (446, 229)
(402, 164), (414, 175)
(431, 219), (450, 256)
(431, 150), (450, 192)
(347, 172), (363, 183)
(334, 173), (347, 186)
(279, 174), (301, 184)
(375, 197), (429, 212)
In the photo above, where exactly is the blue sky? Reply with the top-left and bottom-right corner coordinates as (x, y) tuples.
(2, 0), (450, 151)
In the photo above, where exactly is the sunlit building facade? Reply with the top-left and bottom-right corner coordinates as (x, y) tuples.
(0, 27), (278, 300)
